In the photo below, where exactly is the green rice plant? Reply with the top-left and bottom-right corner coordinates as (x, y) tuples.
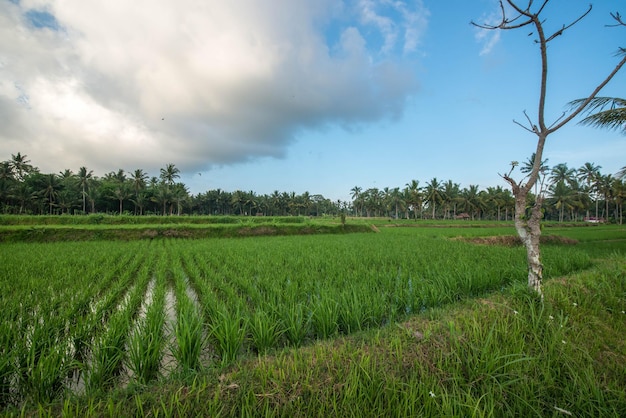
(20, 338), (70, 404)
(312, 296), (339, 339)
(208, 306), (247, 366)
(127, 280), (166, 384)
(86, 311), (132, 391)
(13, 319), (68, 403)
(280, 302), (310, 347)
(338, 287), (370, 334)
(167, 251), (206, 373)
(173, 298), (204, 372)
(249, 308), (283, 354)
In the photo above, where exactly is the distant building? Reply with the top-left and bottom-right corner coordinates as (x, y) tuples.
(583, 217), (605, 223)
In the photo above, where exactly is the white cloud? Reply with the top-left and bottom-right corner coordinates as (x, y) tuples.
(357, 0), (428, 55)
(475, 28), (501, 56)
(473, 3), (502, 56)
(0, 0), (426, 175)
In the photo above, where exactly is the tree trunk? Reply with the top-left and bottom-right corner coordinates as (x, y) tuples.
(512, 186), (544, 296)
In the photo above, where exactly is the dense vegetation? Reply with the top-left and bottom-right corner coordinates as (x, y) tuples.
(1, 218), (625, 416)
(1, 153), (624, 222)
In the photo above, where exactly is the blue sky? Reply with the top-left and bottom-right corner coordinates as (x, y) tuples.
(1, 0), (624, 202)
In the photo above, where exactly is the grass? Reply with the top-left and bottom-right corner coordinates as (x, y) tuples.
(1, 222), (625, 416)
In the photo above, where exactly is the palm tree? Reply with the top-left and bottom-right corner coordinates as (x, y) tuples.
(549, 163), (576, 187)
(577, 162), (602, 219)
(570, 93), (626, 215)
(569, 97), (626, 134)
(10, 182), (35, 214)
(10, 152), (33, 181)
(350, 186), (362, 216)
(41, 173), (62, 214)
(520, 153), (549, 195)
(548, 181), (575, 222)
(597, 174), (615, 220)
(404, 180), (422, 220)
(231, 190), (246, 215)
(160, 163), (180, 186)
(77, 166), (93, 214)
(459, 185), (483, 220)
(152, 183), (172, 216)
(130, 169), (148, 214)
(363, 188), (382, 217)
(111, 181), (131, 215)
(388, 187), (403, 219)
(131, 192), (149, 216)
(424, 178), (443, 219)
(172, 183), (189, 215)
(613, 178), (625, 224)
(485, 186), (507, 221)
(245, 191), (259, 216)
(442, 180), (460, 219)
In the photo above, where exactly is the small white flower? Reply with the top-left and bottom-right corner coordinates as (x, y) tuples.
(561, 340), (566, 344)
(549, 315), (554, 320)
(572, 303), (578, 307)
(621, 311), (625, 314)
(513, 310), (519, 315)
(429, 391), (436, 398)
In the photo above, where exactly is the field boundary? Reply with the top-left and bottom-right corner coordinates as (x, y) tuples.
(0, 223), (372, 242)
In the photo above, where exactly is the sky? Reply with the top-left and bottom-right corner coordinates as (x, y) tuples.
(1, 0), (625, 202)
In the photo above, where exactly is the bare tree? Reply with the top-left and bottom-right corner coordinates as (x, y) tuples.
(473, 1), (626, 296)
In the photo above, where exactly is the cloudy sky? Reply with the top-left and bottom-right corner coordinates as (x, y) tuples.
(2, 0), (625, 201)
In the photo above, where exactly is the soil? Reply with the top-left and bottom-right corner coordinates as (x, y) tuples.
(456, 235), (578, 247)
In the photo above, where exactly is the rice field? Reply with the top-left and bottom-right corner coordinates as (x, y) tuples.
(0, 223), (599, 410)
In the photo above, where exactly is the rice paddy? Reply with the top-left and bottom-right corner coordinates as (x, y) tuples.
(1, 218), (624, 416)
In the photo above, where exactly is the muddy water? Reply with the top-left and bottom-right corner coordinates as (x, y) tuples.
(68, 279), (151, 395)
(65, 278), (211, 395)
(160, 288), (177, 377)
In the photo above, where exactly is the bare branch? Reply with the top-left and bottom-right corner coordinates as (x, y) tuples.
(471, 0), (533, 30)
(545, 5), (592, 42)
(607, 11), (626, 27)
(511, 110), (540, 134)
(548, 53), (626, 133)
(547, 111), (567, 130)
(513, 119), (536, 134)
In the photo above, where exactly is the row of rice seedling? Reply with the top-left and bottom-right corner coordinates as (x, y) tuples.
(167, 242), (205, 373)
(167, 233), (576, 358)
(0, 241), (154, 405)
(1, 227), (593, 407)
(165, 231), (591, 359)
(84, 255), (154, 392)
(126, 250), (168, 385)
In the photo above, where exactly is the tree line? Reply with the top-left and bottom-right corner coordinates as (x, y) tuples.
(351, 159), (624, 223)
(1, 152), (623, 222)
(0, 153), (343, 217)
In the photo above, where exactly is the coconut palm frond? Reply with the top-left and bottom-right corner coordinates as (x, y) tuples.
(568, 97), (626, 134)
(579, 107), (626, 134)
(568, 97), (626, 113)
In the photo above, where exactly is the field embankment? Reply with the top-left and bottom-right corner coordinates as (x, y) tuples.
(0, 215), (370, 242)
